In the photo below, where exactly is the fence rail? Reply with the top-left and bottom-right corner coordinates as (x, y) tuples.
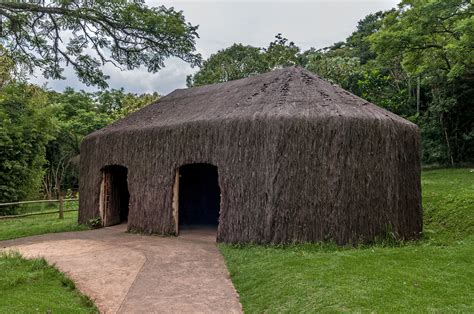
(0, 198), (78, 207)
(0, 198), (79, 220)
(0, 209), (78, 220)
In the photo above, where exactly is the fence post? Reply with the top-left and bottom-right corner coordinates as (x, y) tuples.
(59, 196), (64, 219)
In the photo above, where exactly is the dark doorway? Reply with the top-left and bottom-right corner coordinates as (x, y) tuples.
(100, 165), (130, 226)
(178, 164), (220, 228)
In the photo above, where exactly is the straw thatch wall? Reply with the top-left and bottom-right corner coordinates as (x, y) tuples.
(79, 67), (422, 244)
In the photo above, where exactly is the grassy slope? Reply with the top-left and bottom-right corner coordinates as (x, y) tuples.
(220, 168), (474, 312)
(0, 252), (97, 313)
(0, 211), (88, 241)
(422, 169), (473, 243)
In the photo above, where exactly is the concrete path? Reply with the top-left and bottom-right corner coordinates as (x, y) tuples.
(0, 225), (242, 314)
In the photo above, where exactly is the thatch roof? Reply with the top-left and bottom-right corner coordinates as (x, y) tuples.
(88, 66), (410, 137)
(80, 66), (422, 245)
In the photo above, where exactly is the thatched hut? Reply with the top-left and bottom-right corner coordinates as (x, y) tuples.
(79, 67), (422, 244)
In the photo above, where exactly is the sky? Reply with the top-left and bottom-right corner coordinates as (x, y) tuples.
(30, 0), (399, 96)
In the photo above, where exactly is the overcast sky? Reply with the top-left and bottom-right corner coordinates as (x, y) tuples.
(31, 0), (399, 95)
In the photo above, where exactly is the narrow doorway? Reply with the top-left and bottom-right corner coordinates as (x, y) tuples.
(175, 164), (220, 231)
(100, 165), (130, 226)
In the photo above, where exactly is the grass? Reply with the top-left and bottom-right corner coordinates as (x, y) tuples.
(0, 211), (88, 241)
(220, 168), (474, 312)
(422, 168), (473, 243)
(0, 251), (98, 313)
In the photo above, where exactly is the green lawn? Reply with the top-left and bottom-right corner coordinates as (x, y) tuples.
(220, 168), (474, 312)
(0, 251), (97, 313)
(0, 211), (88, 241)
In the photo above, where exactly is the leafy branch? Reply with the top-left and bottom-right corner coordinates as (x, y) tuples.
(0, 0), (201, 88)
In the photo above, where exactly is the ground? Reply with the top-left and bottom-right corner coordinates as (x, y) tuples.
(1, 225), (242, 313)
(0, 168), (473, 312)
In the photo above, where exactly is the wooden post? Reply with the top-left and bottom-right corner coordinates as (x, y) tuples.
(58, 196), (64, 219)
(416, 76), (420, 114)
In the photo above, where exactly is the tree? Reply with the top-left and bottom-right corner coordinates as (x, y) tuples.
(264, 33), (300, 69)
(0, 0), (201, 88)
(42, 87), (158, 198)
(95, 88), (159, 118)
(346, 11), (387, 64)
(305, 54), (361, 91)
(187, 34), (303, 87)
(370, 0), (474, 164)
(187, 44), (268, 87)
(0, 46), (15, 88)
(43, 88), (113, 199)
(0, 82), (55, 209)
(370, 0), (473, 80)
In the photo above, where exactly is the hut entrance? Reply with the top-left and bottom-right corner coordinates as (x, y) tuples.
(99, 165), (130, 226)
(173, 164), (220, 232)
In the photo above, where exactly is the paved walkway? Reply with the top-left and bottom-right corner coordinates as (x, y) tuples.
(0, 225), (242, 314)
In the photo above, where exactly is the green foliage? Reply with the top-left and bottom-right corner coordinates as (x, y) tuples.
(346, 11), (387, 63)
(95, 88), (160, 119)
(306, 54), (361, 91)
(264, 33), (300, 69)
(0, 82), (55, 207)
(88, 216), (102, 228)
(356, 68), (412, 115)
(370, 0), (474, 164)
(0, 251), (97, 313)
(187, 44), (268, 87)
(220, 168), (474, 312)
(0, 53), (158, 204)
(0, 46), (15, 88)
(371, 0), (473, 80)
(187, 34), (302, 87)
(43, 87), (158, 197)
(0, 0), (201, 88)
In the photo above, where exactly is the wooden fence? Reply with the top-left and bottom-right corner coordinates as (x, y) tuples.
(0, 198), (79, 220)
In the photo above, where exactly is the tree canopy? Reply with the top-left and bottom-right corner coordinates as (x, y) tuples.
(0, 0), (201, 88)
(187, 34), (301, 87)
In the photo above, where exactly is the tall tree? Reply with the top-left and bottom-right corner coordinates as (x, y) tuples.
(0, 0), (201, 88)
